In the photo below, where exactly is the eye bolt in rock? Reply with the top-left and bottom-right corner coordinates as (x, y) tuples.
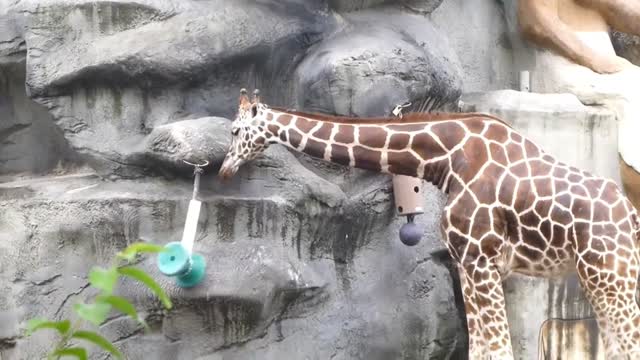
(156, 160), (207, 288)
(391, 103), (424, 247)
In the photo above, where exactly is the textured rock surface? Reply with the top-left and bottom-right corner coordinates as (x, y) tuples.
(430, 0), (516, 92)
(294, 7), (463, 116)
(0, 61), (79, 176)
(8, 0), (336, 178)
(0, 156), (466, 359)
(0, 0), (475, 359)
(329, 0), (444, 13)
(0, 0), (25, 64)
(139, 117), (232, 176)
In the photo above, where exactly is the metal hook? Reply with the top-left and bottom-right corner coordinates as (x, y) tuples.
(392, 101), (412, 118)
(183, 159), (209, 168)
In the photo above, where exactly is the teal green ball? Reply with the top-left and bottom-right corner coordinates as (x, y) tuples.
(157, 242), (190, 277)
(176, 253), (206, 288)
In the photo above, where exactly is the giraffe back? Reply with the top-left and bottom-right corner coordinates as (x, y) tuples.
(268, 106), (513, 127)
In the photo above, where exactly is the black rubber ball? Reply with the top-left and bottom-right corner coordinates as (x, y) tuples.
(399, 222), (422, 246)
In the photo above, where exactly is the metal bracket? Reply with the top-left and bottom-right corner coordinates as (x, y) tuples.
(392, 101), (412, 118)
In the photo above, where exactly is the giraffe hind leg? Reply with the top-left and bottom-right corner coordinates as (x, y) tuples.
(457, 264), (490, 360)
(574, 236), (640, 358)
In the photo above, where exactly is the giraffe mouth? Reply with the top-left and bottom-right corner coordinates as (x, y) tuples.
(218, 156), (242, 181)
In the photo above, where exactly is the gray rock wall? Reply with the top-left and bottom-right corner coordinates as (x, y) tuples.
(0, 166), (466, 360)
(0, 61), (77, 176)
(430, 0), (517, 92)
(0, 1), (472, 359)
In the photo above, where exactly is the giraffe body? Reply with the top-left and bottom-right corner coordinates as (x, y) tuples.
(219, 89), (640, 359)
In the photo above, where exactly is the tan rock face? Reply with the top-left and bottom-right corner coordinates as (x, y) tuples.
(516, 0), (640, 208)
(557, 0), (608, 32)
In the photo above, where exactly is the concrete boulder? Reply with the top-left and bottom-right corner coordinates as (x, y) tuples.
(294, 7), (463, 117)
(0, 0), (479, 358)
(139, 117), (232, 176)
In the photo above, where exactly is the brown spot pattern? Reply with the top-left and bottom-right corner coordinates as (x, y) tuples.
(312, 123), (333, 140)
(359, 126), (388, 148)
(388, 133), (411, 150)
(288, 129), (302, 148)
(303, 138), (327, 159)
(331, 145), (350, 166)
(267, 124), (280, 136)
(485, 123), (509, 142)
(296, 117), (316, 133)
(353, 146), (382, 172)
(533, 178), (553, 197)
(461, 137), (489, 182)
(431, 122), (466, 150)
(505, 142), (523, 162)
(489, 143), (508, 165)
(278, 115), (292, 126)
(388, 152), (420, 177)
(335, 125), (354, 144)
(524, 140), (540, 158)
(413, 133), (447, 160)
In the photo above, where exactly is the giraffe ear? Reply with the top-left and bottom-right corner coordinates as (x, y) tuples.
(251, 103), (258, 118)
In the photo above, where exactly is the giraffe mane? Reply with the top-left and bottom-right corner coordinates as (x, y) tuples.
(267, 106), (512, 128)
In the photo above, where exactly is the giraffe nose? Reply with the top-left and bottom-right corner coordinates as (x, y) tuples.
(218, 156), (236, 181)
(219, 152), (247, 181)
(218, 166), (236, 181)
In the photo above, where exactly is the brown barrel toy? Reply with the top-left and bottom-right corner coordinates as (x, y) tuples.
(390, 103), (425, 246)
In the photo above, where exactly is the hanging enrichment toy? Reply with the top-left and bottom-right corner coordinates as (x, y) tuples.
(157, 160), (208, 288)
(391, 102), (424, 246)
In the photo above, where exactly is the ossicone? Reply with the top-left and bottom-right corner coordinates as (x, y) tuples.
(252, 89), (261, 104)
(239, 88), (250, 105)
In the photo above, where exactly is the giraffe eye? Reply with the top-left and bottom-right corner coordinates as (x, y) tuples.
(231, 128), (239, 136)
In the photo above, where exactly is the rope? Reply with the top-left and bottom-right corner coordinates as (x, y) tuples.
(182, 160), (208, 200)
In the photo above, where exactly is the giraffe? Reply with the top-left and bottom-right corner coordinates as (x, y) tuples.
(218, 89), (640, 359)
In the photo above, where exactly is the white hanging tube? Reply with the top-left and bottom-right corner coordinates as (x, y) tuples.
(180, 161), (207, 256)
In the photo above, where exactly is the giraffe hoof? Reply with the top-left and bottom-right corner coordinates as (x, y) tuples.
(399, 222), (422, 246)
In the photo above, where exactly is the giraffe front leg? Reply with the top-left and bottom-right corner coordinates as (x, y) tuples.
(459, 259), (515, 360)
(457, 264), (489, 360)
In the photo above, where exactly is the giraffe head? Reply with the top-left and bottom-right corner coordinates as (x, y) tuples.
(218, 88), (271, 180)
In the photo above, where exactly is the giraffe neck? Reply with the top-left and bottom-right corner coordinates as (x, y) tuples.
(262, 108), (466, 192)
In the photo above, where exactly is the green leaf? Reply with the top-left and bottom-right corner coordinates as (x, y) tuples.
(95, 295), (141, 323)
(25, 318), (70, 336)
(71, 330), (123, 359)
(88, 266), (118, 295)
(73, 302), (111, 326)
(51, 347), (88, 360)
(117, 242), (165, 262)
(118, 266), (172, 309)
